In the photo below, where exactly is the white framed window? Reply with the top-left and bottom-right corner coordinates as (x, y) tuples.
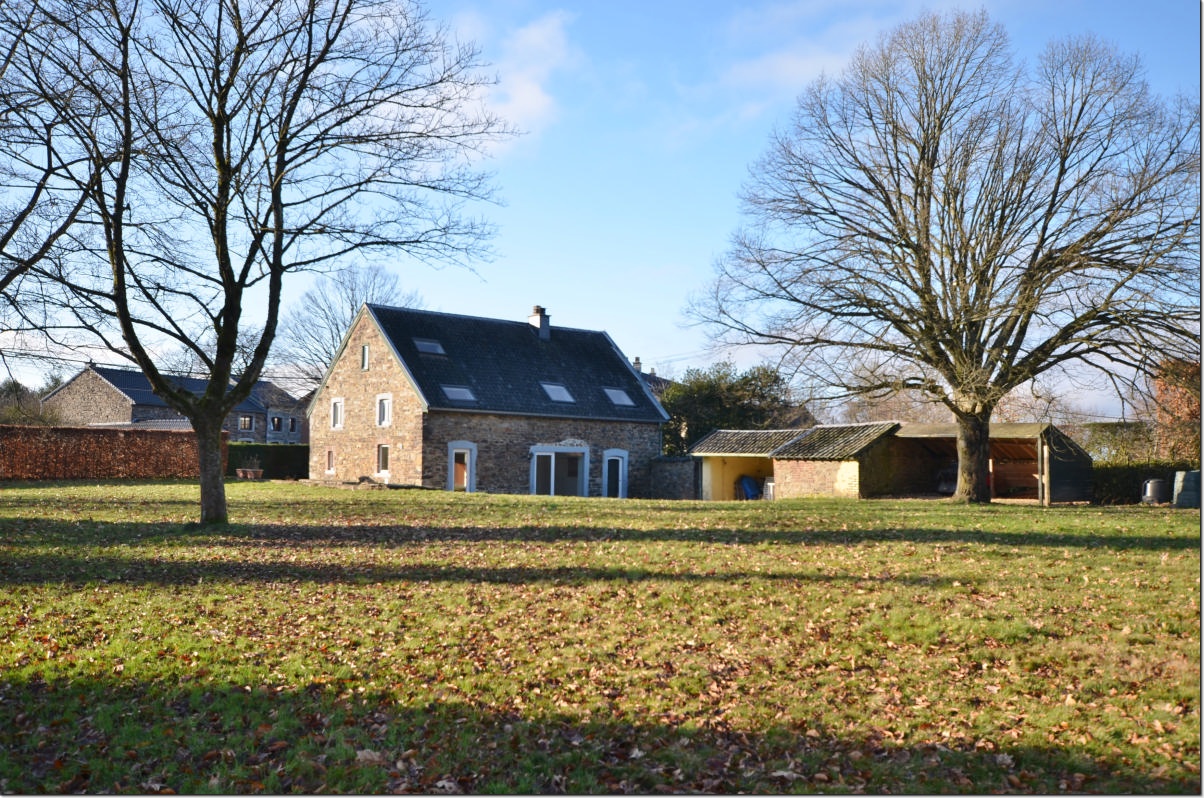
(376, 394), (392, 427)
(325, 449), (335, 473)
(541, 382), (575, 403)
(330, 398), (344, 429)
(270, 416), (283, 432)
(361, 344), (370, 370)
(238, 414), (254, 431)
(377, 444), (390, 475)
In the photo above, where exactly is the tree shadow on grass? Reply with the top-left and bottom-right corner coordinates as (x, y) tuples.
(0, 547), (970, 588)
(2, 516), (1197, 552)
(0, 672), (1196, 794)
(0, 516), (1195, 589)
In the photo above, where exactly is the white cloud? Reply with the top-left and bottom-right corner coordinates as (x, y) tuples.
(714, 0), (964, 109)
(485, 10), (580, 143)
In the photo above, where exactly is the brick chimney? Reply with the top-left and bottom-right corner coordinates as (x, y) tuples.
(529, 305), (550, 341)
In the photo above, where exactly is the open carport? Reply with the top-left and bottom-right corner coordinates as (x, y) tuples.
(690, 422), (1093, 504)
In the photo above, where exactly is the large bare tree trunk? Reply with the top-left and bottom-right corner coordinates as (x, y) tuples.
(193, 418), (228, 525)
(953, 411), (992, 503)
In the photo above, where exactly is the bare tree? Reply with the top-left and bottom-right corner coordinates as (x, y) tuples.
(272, 264), (424, 393)
(6, 0), (507, 523)
(0, 3), (95, 319)
(694, 9), (1200, 502)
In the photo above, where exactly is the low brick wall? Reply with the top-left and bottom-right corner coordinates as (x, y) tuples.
(0, 425), (221, 480)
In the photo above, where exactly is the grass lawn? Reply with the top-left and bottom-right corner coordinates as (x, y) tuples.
(0, 481), (1198, 793)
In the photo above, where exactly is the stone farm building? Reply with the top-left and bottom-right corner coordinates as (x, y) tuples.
(690, 421), (1092, 504)
(43, 364), (306, 444)
(308, 304), (669, 497)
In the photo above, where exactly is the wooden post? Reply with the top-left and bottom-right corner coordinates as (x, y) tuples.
(1036, 435), (1046, 506)
(1042, 435), (1051, 506)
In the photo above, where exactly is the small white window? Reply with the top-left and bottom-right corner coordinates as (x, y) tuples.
(330, 398), (344, 429)
(376, 394), (392, 427)
(270, 416), (283, 431)
(604, 388), (635, 406)
(541, 382), (575, 403)
(413, 338), (446, 355)
(325, 449), (335, 473)
(442, 385), (476, 402)
(377, 444), (390, 474)
(361, 344), (370, 370)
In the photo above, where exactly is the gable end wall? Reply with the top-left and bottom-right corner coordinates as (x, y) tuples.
(308, 313), (426, 483)
(42, 369), (133, 426)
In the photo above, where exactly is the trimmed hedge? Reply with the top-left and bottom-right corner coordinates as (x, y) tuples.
(1092, 460), (1199, 505)
(226, 443), (309, 480)
(0, 424), (218, 480)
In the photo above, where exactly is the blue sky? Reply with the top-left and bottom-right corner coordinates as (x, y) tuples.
(367, 0), (1200, 408)
(9, 1), (1197, 416)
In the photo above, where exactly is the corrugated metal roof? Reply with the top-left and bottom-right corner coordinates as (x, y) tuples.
(689, 429), (808, 456)
(771, 422), (899, 460)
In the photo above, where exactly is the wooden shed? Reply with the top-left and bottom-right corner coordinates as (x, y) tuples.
(689, 421), (1093, 504)
(688, 429), (811, 501)
(891, 423), (1093, 504)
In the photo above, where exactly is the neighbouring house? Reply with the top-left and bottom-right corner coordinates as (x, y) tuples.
(630, 356), (674, 400)
(42, 364), (306, 444)
(307, 303), (670, 497)
(690, 421), (1093, 504)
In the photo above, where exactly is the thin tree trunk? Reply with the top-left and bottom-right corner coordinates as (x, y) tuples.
(194, 418), (228, 524)
(953, 411), (992, 503)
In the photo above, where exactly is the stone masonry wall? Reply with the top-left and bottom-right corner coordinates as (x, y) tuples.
(650, 456), (699, 500)
(42, 369), (132, 425)
(422, 412), (663, 498)
(308, 314), (426, 484)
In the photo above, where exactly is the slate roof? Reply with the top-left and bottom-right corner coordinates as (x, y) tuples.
(81, 364), (287, 415)
(771, 422), (899, 460)
(688, 429), (809, 456)
(366, 304), (668, 423)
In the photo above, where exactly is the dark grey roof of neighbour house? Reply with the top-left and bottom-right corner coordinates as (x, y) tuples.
(366, 304), (669, 423)
(73, 364), (286, 415)
(688, 429), (810, 456)
(770, 422), (900, 460)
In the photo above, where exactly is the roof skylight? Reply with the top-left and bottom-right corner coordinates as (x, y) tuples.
(441, 385), (476, 401)
(604, 388), (635, 406)
(541, 382), (575, 403)
(413, 338), (446, 355)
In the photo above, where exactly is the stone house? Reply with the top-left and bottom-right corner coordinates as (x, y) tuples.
(308, 304), (669, 497)
(42, 364), (305, 444)
(691, 422), (1092, 504)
